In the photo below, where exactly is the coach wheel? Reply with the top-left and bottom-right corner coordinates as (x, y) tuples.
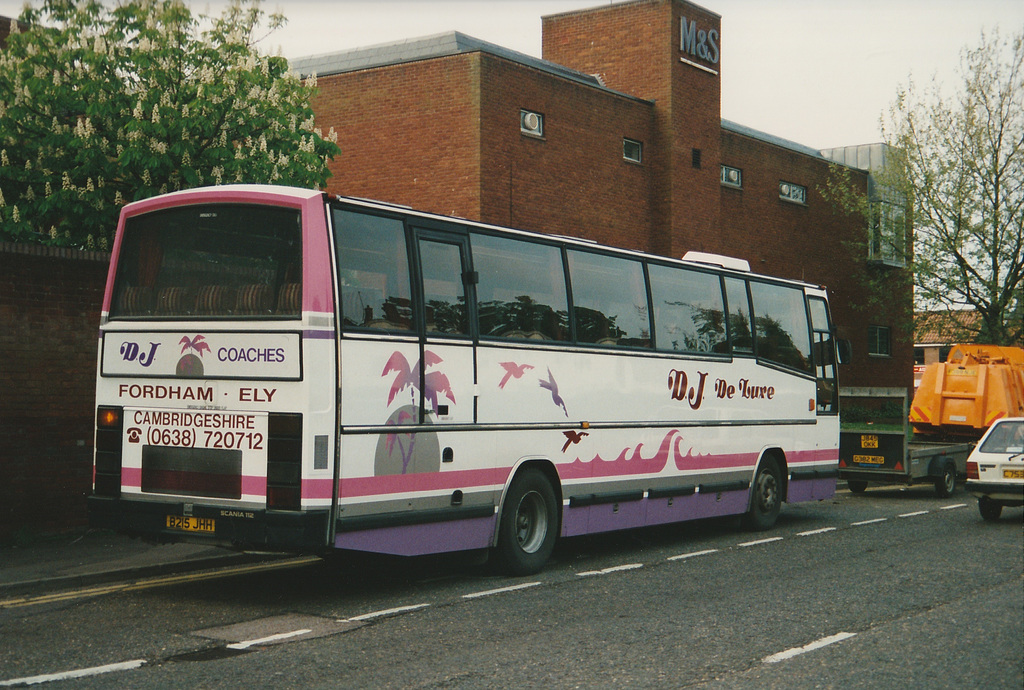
(741, 457), (782, 531)
(493, 469), (558, 576)
(934, 462), (956, 498)
(847, 480), (868, 494)
(978, 496), (1002, 522)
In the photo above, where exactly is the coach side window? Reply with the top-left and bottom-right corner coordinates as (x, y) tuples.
(332, 209), (414, 331)
(724, 277), (753, 354)
(809, 297), (839, 413)
(568, 250), (651, 348)
(749, 281), (813, 373)
(418, 238), (470, 335)
(472, 233), (569, 341)
(648, 264), (727, 354)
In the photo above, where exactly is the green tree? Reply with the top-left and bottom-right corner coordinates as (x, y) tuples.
(0, 0), (340, 250)
(890, 30), (1023, 346)
(825, 30), (1023, 347)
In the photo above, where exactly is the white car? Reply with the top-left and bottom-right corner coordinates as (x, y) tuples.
(966, 417), (1024, 521)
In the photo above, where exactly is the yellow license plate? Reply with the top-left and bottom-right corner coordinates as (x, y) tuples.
(853, 454), (885, 465)
(166, 515), (215, 533)
(950, 368), (978, 377)
(1003, 469), (1024, 480)
(860, 435), (879, 449)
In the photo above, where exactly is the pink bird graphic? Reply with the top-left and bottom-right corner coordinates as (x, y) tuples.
(179, 334), (211, 357)
(561, 429), (589, 453)
(498, 361), (534, 389)
(539, 367), (568, 417)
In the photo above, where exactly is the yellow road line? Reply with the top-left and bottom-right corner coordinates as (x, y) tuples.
(0, 555), (320, 610)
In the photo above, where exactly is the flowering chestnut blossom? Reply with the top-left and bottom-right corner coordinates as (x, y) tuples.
(0, 0), (340, 249)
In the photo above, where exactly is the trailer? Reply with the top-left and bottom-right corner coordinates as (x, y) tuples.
(839, 387), (974, 497)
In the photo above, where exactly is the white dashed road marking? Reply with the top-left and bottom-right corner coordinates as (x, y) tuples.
(763, 632), (857, 663)
(852, 518), (888, 526)
(667, 548), (719, 561)
(463, 582), (541, 599)
(227, 629), (312, 650)
(577, 563), (644, 577)
(738, 536), (784, 547)
(346, 603), (431, 622)
(0, 660), (146, 687)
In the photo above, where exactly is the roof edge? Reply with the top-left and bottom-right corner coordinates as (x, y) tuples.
(289, 30), (649, 103)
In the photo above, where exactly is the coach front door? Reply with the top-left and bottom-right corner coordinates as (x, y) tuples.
(414, 231), (476, 426)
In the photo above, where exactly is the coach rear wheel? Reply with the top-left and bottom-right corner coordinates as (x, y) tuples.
(493, 469), (558, 576)
(742, 457), (782, 531)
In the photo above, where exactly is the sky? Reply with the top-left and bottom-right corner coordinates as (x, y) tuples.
(2, 0), (1022, 149)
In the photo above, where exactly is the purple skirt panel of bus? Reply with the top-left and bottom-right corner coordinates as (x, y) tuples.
(334, 515), (497, 555)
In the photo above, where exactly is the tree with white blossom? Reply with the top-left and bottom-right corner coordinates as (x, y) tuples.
(824, 30), (1023, 346)
(0, 0), (339, 249)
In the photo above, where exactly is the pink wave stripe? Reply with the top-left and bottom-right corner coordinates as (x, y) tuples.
(562, 430), (838, 479)
(560, 428), (681, 479)
(120, 440), (839, 501)
(786, 448), (840, 464)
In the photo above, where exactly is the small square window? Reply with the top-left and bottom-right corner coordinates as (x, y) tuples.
(721, 165), (742, 188)
(520, 109), (543, 137)
(779, 181), (807, 204)
(623, 138), (642, 163)
(868, 325), (891, 357)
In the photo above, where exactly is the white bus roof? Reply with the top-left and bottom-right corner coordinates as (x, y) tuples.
(680, 251), (751, 272)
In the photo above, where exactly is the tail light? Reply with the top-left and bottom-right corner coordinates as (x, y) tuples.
(94, 406), (124, 497)
(966, 461), (979, 480)
(267, 413), (302, 510)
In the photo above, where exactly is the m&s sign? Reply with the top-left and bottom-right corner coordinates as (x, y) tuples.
(680, 16), (719, 65)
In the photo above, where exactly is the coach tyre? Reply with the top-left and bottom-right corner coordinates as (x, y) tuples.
(494, 469), (558, 575)
(742, 456), (782, 531)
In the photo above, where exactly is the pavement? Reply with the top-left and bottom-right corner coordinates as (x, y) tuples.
(0, 529), (276, 598)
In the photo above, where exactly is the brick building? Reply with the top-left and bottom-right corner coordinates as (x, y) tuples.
(293, 0), (912, 390)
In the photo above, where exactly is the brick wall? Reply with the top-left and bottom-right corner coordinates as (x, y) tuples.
(478, 53), (655, 252)
(543, 0), (723, 259)
(312, 53), (483, 219)
(0, 243), (109, 541)
(719, 130), (914, 390)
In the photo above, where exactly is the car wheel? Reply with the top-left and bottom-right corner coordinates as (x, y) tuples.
(493, 469), (558, 576)
(742, 457), (782, 531)
(847, 480), (868, 494)
(978, 496), (1002, 521)
(934, 462), (956, 498)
